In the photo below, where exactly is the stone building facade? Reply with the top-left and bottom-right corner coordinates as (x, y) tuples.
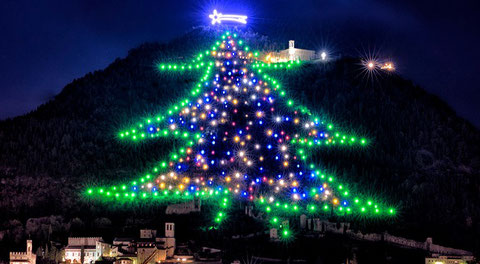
(64, 237), (102, 264)
(9, 240), (36, 264)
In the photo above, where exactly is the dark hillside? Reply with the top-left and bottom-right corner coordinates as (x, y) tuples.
(0, 28), (479, 257)
(268, 60), (480, 248)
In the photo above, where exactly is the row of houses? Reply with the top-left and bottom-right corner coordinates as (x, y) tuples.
(9, 223), (214, 264)
(63, 223), (176, 264)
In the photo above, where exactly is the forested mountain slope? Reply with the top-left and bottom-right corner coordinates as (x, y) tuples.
(0, 28), (479, 256)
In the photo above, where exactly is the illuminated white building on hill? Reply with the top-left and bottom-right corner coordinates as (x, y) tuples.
(266, 40), (318, 62)
(9, 240), (36, 264)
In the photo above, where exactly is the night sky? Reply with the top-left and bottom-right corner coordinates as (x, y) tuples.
(1, 0), (479, 126)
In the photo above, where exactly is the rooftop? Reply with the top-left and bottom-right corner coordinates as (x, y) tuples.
(65, 245), (96, 250)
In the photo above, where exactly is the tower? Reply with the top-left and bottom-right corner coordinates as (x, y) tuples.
(27, 240), (32, 255)
(288, 40), (295, 61)
(9, 240), (36, 264)
(164, 223), (175, 257)
(165, 223), (174, 238)
(289, 40), (295, 49)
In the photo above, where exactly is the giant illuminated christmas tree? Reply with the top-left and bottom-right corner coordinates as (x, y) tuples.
(87, 31), (395, 239)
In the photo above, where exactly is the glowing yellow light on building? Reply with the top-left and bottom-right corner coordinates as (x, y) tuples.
(381, 62), (395, 71)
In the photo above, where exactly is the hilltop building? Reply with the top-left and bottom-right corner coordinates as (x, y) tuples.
(9, 240), (36, 264)
(265, 40), (318, 62)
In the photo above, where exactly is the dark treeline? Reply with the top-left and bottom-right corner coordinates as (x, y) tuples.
(0, 27), (479, 259)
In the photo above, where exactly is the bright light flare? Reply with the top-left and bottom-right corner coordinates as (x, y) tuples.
(357, 46), (384, 83)
(365, 60), (377, 70)
(320, 51), (327, 61)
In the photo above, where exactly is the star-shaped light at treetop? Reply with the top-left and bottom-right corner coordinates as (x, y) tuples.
(86, 31), (396, 239)
(209, 9), (247, 25)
